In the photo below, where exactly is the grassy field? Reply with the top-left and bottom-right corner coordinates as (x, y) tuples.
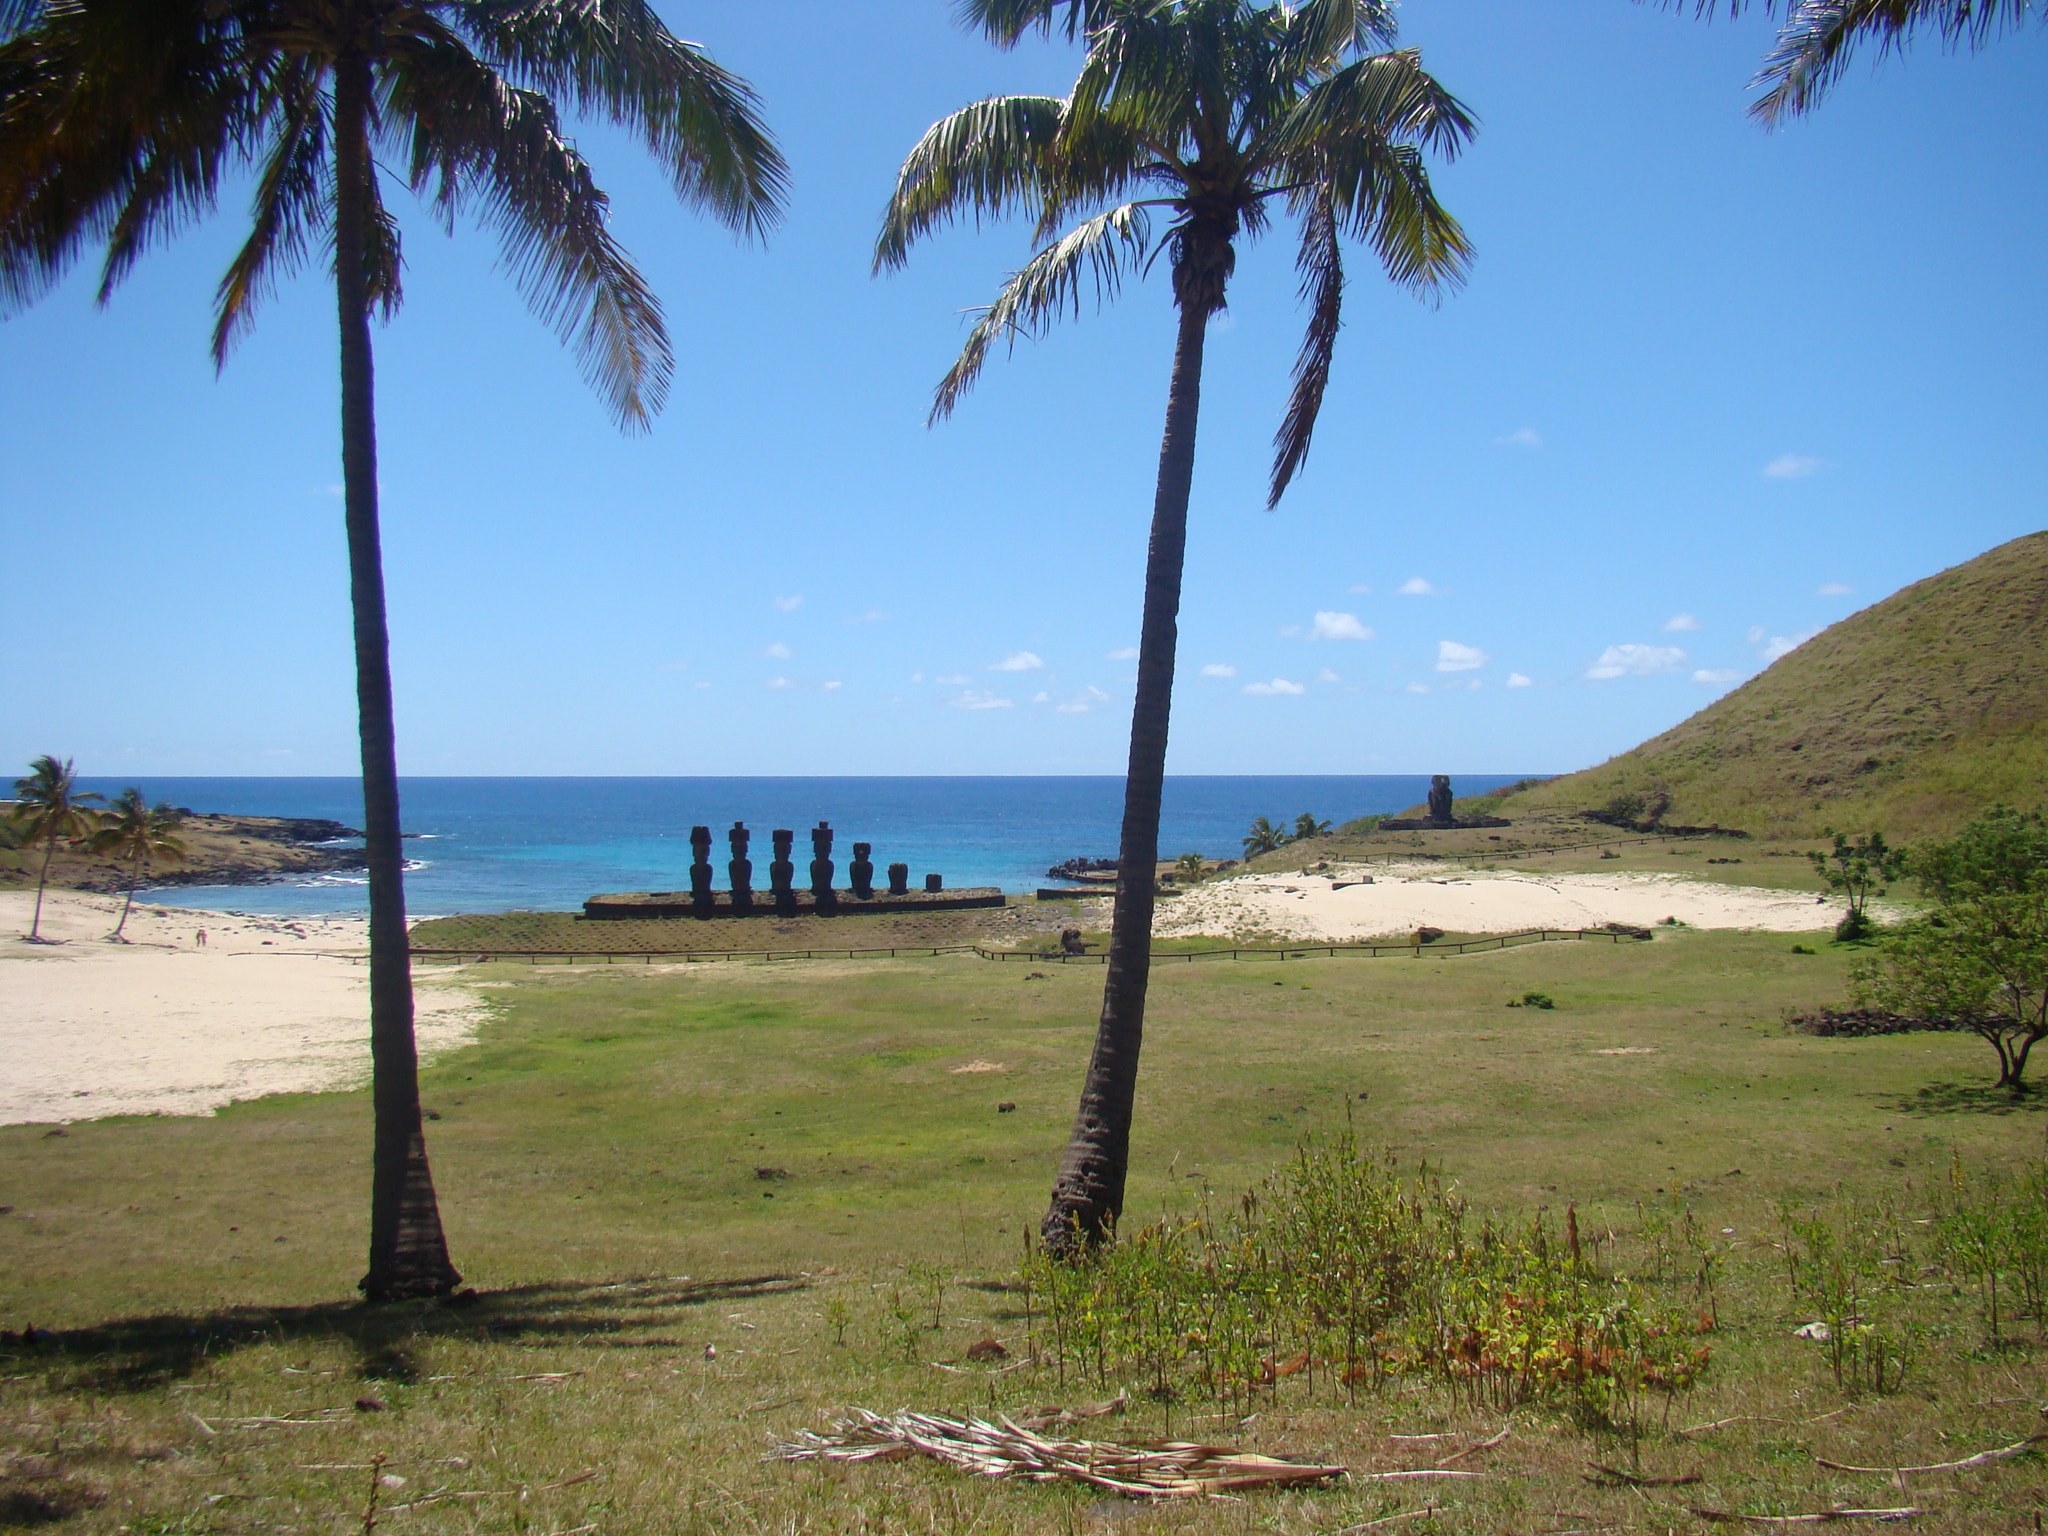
(3, 926), (2045, 1534)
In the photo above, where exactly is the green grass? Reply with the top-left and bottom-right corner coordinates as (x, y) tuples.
(3, 930), (2045, 1534)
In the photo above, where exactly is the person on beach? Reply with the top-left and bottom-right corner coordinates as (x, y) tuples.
(195, 928), (207, 948)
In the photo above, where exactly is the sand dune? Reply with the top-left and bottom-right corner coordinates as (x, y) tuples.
(0, 891), (481, 1125)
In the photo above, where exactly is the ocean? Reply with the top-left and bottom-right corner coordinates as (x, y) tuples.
(72, 775), (1535, 917)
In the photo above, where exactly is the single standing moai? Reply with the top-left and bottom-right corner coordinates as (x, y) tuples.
(809, 821), (837, 910)
(770, 829), (797, 912)
(689, 825), (715, 916)
(727, 822), (753, 913)
(1427, 774), (1454, 825)
(887, 861), (910, 896)
(924, 873), (944, 893)
(849, 842), (876, 899)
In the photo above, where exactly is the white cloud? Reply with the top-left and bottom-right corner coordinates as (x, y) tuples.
(950, 689), (1013, 710)
(1031, 691), (1051, 704)
(991, 650), (1044, 672)
(764, 641), (792, 659)
(1693, 668), (1741, 685)
(936, 674), (970, 686)
(1310, 610), (1374, 641)
(774, 595), (804, 612)
(1760, 628), (1819, 663)
(1816, 582), (1853, 596)
(1317, 668), (1340, 684)
(1662, 613), (1701, 633)
(1436, 640), (1489, 673)
(1199, 662), (1237, 678)
(1243, 678), (1306, 696)
(1586, 643), (1688, 680)
(1398, 577), (1437, 596)
(1494, 427), (1543, 449)
(1405, 681), (1430, 694)
(821, 680), (843, 692)
(1058, 686), (1112, 714)
(1746, 625), (1766, 645)
(692, 681), (711, 690)
(1347, 583), (1372, 595)
(849, 609), (889, 623)
(1763, 453), (1823, 479)
(1506, 672), (1533, 689)
(766, 676), (797, 690)
(910, 672), (924, 683)
(1106, 646), (1139, 660)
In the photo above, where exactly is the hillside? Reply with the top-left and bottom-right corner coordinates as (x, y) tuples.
(1499, 531), (2048, 839)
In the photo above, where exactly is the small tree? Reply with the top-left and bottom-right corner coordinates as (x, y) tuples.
(9, 755), (104, 942)
(1243, 817), (1291, 859)
(1292, 813), (1332, 842)
(1850, 807), (2048, 1095)
(1173, 852), (1207, 883)
(88, 789), (187, 942)
(1809, 828), (1905, 941)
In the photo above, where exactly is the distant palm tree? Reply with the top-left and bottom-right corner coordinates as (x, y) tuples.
(885, 0), (1470, 1251)
(9, 755), (103, 942)
(1243, 816), (1291, 858)
(1666, 1), (2040, 122)
(88, 788), (186, 942)
(0, 0), (784, 1300)
(1293, 813), (1332, 841)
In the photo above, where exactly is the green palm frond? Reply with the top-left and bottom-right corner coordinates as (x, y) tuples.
(1751, 0), (2038, 122)
(462, 0), (786, 238)
(9, 753), (103, 845)
(1269, 48), (1476, 165)
(1276, 0), (1401, 67)
(212, 67), (327, 364)
(875, 95), (1067, 271)
(930, 200), (1153, 422)
(957, 0), (1117, 45)
(0, 0), (44, 43)
(1268, 186), (1339, 508)
(87, 787), (187, 865)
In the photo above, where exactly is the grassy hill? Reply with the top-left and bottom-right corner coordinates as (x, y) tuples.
(1500, 530), (2048, 839)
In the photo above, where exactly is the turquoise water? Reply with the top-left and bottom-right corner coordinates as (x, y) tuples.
(73, 775), (1535, 917)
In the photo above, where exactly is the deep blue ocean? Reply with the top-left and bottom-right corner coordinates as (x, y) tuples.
(71, 776), (1534, 917)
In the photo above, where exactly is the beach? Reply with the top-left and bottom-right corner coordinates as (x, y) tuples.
(1155, 862), (1869, 942)
(0, 891), (482, 1125)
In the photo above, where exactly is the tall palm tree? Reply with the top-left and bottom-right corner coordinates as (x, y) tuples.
(883, 0), (1471, 1251)
(87, 787), (186, 942)
(0, 0), (784, 1299)
(1668, 2), (2040, 122)
(9, 754), (104, 942)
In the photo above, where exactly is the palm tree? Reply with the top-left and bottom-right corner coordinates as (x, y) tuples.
(9, 755), (104, 943)
(1292, 812), (1331, 841)
(883, 0), (1471, 1250)
(1242, 816), (1291, 858)
(88, 787), (186, 942)
(0, 1), (784, 1300)
(1667, 2), (2040, 122)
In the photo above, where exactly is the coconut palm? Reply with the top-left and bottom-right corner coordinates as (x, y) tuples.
(87, 787), (186, 942)
(883, 0), (1470, 1249)
(1242, 816), (1291, 858)
(1668, 2), (2040, 122)
(0, 0), (784, 1300)
(9, 755), (104, 942)
(1292, 812), (1331, 841)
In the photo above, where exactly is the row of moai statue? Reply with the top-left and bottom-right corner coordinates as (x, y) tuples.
(688, 821), (942, 914)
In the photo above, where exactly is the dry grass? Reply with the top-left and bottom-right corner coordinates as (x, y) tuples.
(2, 928), (2045, 1534)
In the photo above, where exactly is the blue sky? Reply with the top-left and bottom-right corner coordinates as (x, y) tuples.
(4, 1), (2044, 778)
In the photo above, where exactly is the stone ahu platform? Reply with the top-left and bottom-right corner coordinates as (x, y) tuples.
(583, 888), (1006, 920)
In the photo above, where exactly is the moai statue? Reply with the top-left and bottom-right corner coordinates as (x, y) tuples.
(769, 829), (797, 912)
(689, 825), (715, 916)
(887, 861), (910, 896)
(1427, 774), (1454, 825)
(726, 822), (753, 912)
(924, 873), (943, 893)
(849, 842), (876, 899)
(809, 821), (836, 910)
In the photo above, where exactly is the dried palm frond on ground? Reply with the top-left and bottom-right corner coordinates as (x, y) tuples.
(770, 1409), (1347, 1496)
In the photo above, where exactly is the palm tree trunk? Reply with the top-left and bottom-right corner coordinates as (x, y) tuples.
(29, 834), (56, 941)
(112, 853), (140, 941)
(1041, 296), (1210, 1255)
(334, 51), (460, 1303)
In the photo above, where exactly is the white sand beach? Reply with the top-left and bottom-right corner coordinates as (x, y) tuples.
(1155, 863), (1877, 943)
(0, 891), (483, 1125)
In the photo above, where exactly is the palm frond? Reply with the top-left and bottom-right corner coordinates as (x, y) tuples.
(1267, 186), (1340, 507)
(384, 31), (668, 429)
(1269, 48), (1476, 164)
(956, 0), (1118, 44)
(1750, 0), (2037, 122)
(1275, 0), (1402, 73)
(459, 0), (786, 238)
(0, 0), (43, 43)
(929, 200), (1151, 422)
(212, 69), (328, 366)
(875, 94), (1067, 271)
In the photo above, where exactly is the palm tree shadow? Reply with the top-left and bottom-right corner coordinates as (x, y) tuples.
(1886, 1080), (2045, 1116)
(2, 1274), (809, 1395)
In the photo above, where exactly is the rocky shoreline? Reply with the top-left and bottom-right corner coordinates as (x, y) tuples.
(14, 813), (373, 895)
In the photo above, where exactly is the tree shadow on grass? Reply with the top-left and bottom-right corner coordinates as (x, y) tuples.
(0, 1273), (809, 1395)
(1885, 1080), (2046, 1116)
